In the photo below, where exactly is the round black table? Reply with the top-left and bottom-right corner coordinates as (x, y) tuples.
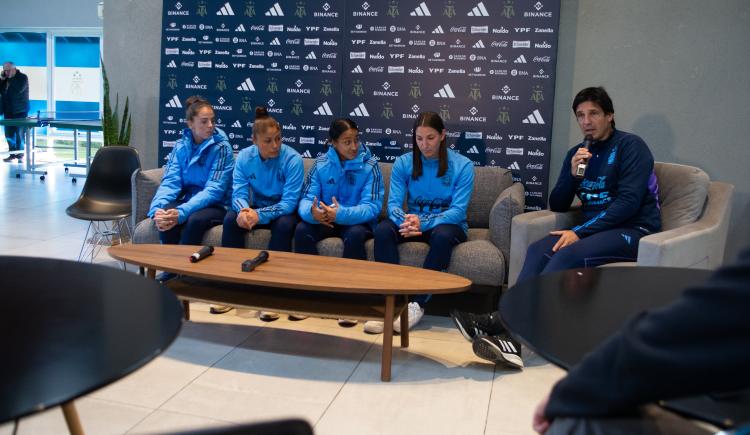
(0, 257), (183, 434)
(500, 267), (749, 429)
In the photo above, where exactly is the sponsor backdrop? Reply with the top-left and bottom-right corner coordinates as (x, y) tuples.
(159, 0), (560, 210)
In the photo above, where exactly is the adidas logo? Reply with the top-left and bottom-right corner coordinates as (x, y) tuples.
(165, 95), (182, 108)
(302, 150), (312, 158)
(432, 25), (444, 34)
(326, 177), (336, 184)
(522, 109), (545, 124)
(231, 120), (242, 128)
(166, 60), (177, 68)
(468, 1), (490, 16)
(473, 40), (485, 48)
(270, 37), (281, 45)
(433, 84), (455, 98)
(314, 102), (333, 116)
(265, 2), (284, 16)
(305, 51), (317, 59)
(466, 145), (479, 154)
(235, 24), (246, 32)
(514, 54), (527, 63)
(508, 161), (520, 170)
(349, 103), (370, 117)
(249, 173), (257, 180)
(216, 1), (234, 15)
(410, 1), (431, 16)
(351, 65), (363, 73)
(237, 78), (255, 91)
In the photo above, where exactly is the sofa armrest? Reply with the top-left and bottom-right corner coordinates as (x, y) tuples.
(508, 208), (582, 286)
(131, 167), (164, 229)
(489, 182), (525, 269)
(637, 181), (734, 269)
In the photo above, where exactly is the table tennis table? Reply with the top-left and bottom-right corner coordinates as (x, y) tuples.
(0, 113), (102, 182)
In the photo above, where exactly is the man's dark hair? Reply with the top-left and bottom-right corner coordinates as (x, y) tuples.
(572, 86), (615, 128)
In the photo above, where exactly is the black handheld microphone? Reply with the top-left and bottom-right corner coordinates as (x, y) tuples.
(575, 135), (594, 178)
(189, 246), (214, 263)
(242, 250), (269, 272)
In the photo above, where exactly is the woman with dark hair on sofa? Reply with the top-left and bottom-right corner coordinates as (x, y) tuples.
(147, 95), (234, 281)
(366, 111), (474, 334)
(294, 118), (384, 326)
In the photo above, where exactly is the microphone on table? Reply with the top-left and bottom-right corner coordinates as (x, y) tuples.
(575, 135), (594, 178)
(242, 250), (269, 272)
(189, 246), (214, 263)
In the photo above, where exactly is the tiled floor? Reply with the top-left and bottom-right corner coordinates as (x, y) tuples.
(0, 162), (564, 435)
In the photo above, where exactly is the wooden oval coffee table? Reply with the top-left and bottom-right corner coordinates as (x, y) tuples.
(109, 244), (471, 381)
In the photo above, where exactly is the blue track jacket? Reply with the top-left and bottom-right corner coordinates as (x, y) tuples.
(388, 150), (475, 234)
(148, 127), (234, 224)
(549, 129), (661, 238)
(231, 144), (303, 224)
(298, 145), (384, 226)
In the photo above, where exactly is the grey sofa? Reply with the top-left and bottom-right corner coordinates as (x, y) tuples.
(132, 159), (525, 313)
(508, 162), (734, 286)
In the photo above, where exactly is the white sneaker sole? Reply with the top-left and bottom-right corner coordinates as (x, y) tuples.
(472, 337), (524, 370)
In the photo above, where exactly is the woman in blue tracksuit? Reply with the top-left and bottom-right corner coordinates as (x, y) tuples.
(221, 107), (303, 252)
(294, 118), (385, 325)
(218, 107), (303, 319)
(295, 118), (384, 259)
(366, 111), (475, 334)
(148, 95), (234, 251)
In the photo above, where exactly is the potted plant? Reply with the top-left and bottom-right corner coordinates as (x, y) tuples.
(101, 61), (131, 146)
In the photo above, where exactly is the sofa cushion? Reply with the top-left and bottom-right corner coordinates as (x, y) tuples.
(467, 167), (514, 228)
(655, 163), (710, 231)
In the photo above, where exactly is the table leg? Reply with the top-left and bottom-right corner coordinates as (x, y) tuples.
(381, 295), (395, 382)
(183, 300), (191, 321)
(61, 401), (85, 435)
(400, 295), (409, 348)
(85, 130), (92, 174)
(146, 268), (156, 279)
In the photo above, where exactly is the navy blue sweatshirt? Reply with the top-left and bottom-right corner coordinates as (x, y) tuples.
(549, 129), (661, 237)
(545, 245), (750, 418)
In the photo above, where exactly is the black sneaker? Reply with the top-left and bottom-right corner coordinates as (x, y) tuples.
(210, 305), (233, 314)
(450, 310), (506, 341)
(3, 154), (17, 162)
(472, 335), (524, 370)
(155, 272), (178, 283)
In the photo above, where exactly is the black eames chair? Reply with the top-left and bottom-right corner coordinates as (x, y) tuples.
(66, 146), (141, 262)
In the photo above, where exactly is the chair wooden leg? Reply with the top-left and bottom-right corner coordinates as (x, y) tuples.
(400, 295), (409, 348)
(183, 300), (191, 321)
(146, 268), (156, 279)
(381, 295), (395, 382)
(61, 401), (85, 435)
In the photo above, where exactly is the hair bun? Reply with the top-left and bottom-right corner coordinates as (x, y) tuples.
(255, 106), (269, 119)
(185, 95), (209, 109)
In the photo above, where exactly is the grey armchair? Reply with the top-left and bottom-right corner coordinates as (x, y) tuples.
(508, 162), (734, 286)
